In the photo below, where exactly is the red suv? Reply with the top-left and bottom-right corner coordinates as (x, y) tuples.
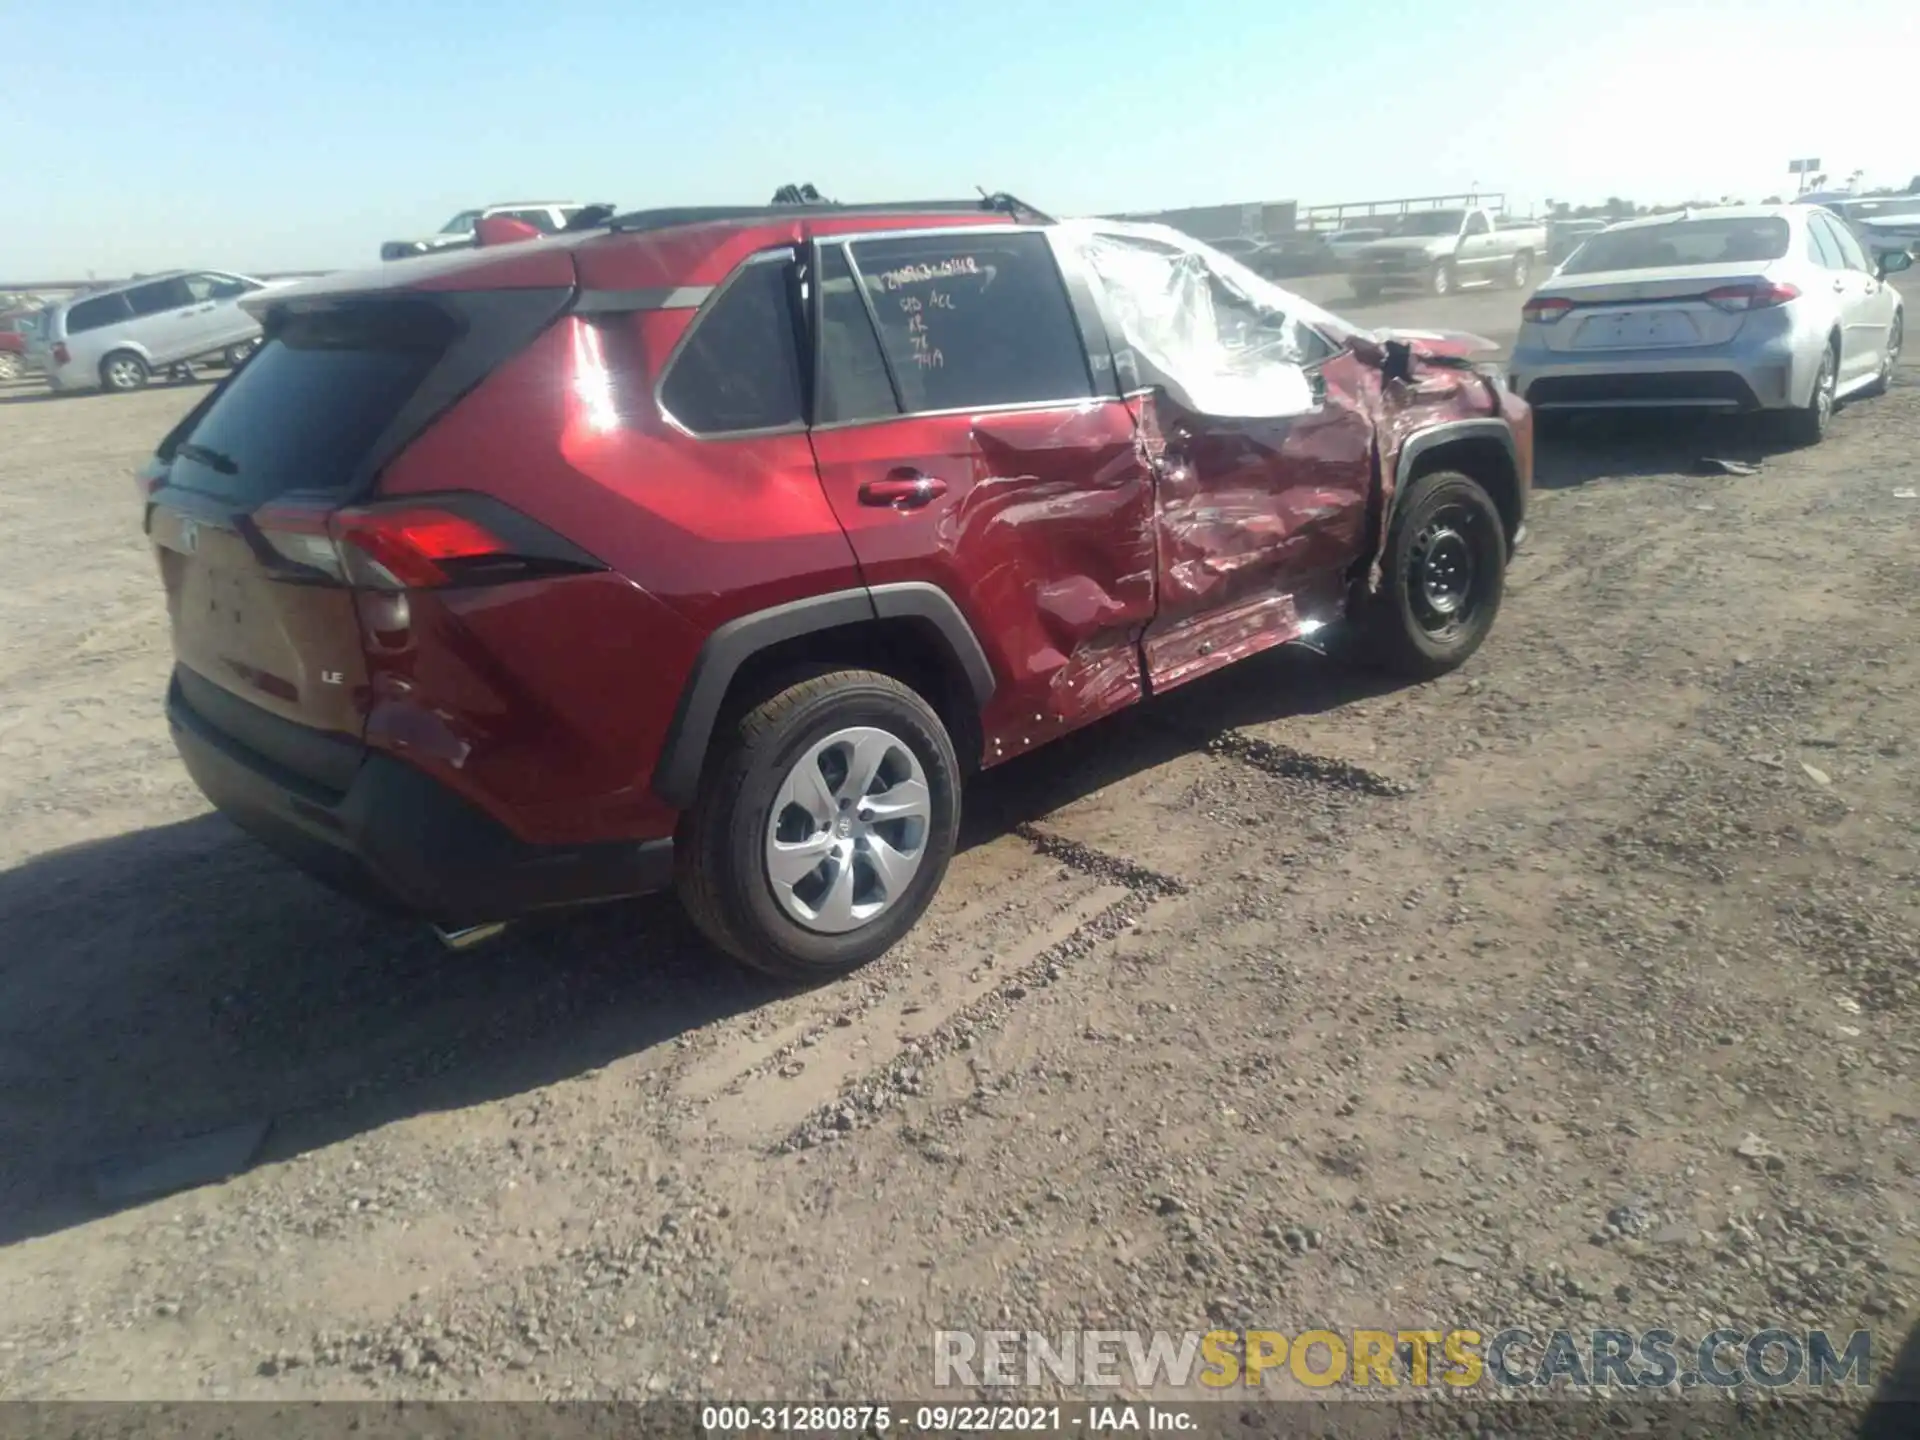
(144, 197), (1531, 979)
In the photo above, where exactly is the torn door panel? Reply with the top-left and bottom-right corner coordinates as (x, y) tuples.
(957, 408), (1158, 755)
(1130, 371), (1375, 693)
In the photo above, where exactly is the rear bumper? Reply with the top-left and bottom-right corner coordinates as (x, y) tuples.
(167, 670), (674, 927)
(1510, 329), (1807, 412)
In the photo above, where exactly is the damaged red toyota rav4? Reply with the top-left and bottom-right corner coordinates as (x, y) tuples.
(142, 194), (1532, 979)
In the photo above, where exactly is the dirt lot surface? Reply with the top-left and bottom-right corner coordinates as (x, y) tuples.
(1, 278), (1916, 1420)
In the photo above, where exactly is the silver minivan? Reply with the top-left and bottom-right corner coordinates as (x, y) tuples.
(28, 270), (277, 394)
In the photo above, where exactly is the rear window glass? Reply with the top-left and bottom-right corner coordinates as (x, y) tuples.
(167, 302), (455, 507)
(66, 293), (134, 335)
(1388, 211), (1466, 237)
(128, 278), (192, 316)
(1562, 218), (1790, 273)
(816, 244), (901, 425)
(847, 231), (1093, 413)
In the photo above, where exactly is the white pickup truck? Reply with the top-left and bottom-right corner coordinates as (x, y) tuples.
(1348, 206), (1548, 300)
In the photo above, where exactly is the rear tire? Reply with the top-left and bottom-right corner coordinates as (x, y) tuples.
(1355, 470), (1507, 679)
(1863, 310), (1901, 398)
(1781, 339), (1838, 446)
(0, 353), (22, 381)
(1350, 282), (1381, 303)
(1507, 251), (1533, 290)
(676, 669), (961, 981)
(99, 351), (149, 393)
(223, 340), (259, 368)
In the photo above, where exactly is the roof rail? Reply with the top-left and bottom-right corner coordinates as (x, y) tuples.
(597, 191), (1052, 237)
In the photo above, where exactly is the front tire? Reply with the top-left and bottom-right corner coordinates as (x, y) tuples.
(1350, 281), (1381, 303)
(1355, 470), (1507, 679)
(1430, 262), (1455, 297)
(0, 353), (22, 381)
(99, 351), (149, 393)
(676, 669), (961, 981)
(1863, 311), (1901, 398)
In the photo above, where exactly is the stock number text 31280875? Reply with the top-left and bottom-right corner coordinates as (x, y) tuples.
(699, 1404), (1070, 1433)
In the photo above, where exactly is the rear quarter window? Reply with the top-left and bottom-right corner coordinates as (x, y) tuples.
(658, 254), (805, 436)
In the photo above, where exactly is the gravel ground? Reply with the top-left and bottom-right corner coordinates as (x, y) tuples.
(0, 293), (1915, 1425)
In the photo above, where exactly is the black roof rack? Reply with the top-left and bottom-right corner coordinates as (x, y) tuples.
(596, 188), (1053, 237)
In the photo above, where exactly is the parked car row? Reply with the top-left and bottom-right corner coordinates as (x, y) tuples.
(0, 310), (36, 380)
(1199, 225), (1438, 281)
(379, 201), (607, 260)
(1806, 193), (1920, 258)
(1510, 203), (1908, 445)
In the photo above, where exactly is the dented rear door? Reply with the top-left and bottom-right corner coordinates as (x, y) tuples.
(1134, 350), (1375, 692)
(804, 226), (1156, 764)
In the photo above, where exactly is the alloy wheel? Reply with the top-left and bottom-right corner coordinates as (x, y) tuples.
(104, 356), (145, 391)
(1815, 348), (1836, 426)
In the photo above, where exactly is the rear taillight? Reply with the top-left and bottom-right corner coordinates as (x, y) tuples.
(1522, 295), (1574, 324)
(52, 342), (70, 365)
(1704, 281), (1800, 313)
(252, 494), (604, 591)
(332, 506), (515, 589)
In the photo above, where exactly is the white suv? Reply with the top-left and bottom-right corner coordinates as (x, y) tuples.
(28, 271), (277, 394)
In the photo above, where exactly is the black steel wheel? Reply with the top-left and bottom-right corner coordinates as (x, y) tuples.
(1355, 469), (1507, 678)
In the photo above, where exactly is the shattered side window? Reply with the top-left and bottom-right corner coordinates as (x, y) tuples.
(1062, 224), (1352, 418)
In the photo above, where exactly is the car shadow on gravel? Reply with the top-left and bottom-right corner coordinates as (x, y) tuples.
(0, 377), (220, 406)
(0, 646), (1403, 1247)
(965, 641), (1407, 834)
(0, 814), (788, 1246)
(1533, 410), (1812, 490)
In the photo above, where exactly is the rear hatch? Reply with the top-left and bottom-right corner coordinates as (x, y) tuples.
(146, 252), (576, 787)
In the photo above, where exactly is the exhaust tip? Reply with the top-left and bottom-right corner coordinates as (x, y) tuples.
(433, 921), (509, 951)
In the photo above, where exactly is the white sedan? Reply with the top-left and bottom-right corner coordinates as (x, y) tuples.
(1509, 204), (1907, 444)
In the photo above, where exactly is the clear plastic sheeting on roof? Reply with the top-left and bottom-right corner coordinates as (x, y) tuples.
(1058, 221), (1365, 420)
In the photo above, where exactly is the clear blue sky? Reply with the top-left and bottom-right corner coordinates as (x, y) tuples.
(4, 0), (1915, 279)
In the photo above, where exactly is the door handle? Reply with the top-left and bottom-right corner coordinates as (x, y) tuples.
(858, 470), (948, 508)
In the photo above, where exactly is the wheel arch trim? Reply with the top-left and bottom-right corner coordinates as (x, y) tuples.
(1394, 419), (1520, 497)
(651, 582), (996, 810)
